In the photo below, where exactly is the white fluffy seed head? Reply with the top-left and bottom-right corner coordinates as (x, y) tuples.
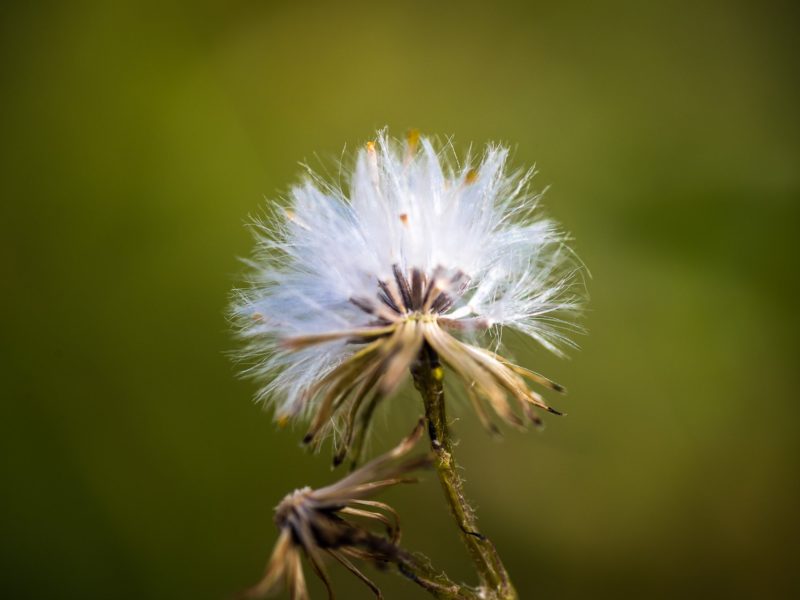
(231, 130), (585, 420)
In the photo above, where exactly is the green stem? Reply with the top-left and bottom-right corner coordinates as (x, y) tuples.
(395, 553), (476, 600)
(412, 351), (517, 600)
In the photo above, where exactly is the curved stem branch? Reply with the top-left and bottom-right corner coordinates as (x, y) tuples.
(411, 350), (517, 600)
(395, 553), (476, 600)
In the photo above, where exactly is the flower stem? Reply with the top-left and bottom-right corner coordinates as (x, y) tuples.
(412, 350), (517, 600)
(395, 553), (477, 599)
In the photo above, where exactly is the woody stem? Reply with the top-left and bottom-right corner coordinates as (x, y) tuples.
(411, 349), (517, 600)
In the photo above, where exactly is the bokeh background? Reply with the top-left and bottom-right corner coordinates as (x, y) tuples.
(2, 1), (799, 598)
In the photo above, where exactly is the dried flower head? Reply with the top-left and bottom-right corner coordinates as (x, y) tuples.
(232, 130), (584, 460)
(240, 420), (431, 600)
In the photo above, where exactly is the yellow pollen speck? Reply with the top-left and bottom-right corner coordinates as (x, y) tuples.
(284, 208), (295, 220)
(366, 140), (376, 153)
(399, 213), (409, 225)
(405, 128), (420, 155)
(432, 366), (444, 382)
(465, 168), (479, 184)
(277, 414), (290, 428)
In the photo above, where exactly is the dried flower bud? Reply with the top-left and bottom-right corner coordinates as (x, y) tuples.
(240, 420), (431, 599)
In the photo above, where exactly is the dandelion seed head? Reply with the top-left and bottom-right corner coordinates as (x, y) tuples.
(232, 129), (585, 453)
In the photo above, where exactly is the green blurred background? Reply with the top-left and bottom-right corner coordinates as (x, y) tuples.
(2, 1), (799, 598)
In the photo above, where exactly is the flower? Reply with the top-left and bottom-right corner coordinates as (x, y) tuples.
(232, 130), (584, 460)
(239, 420), (432, 600)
